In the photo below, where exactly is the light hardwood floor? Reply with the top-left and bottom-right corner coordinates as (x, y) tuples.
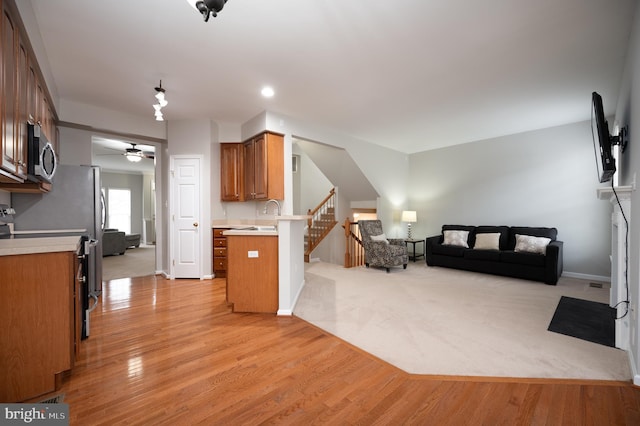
(53, 275), (640, 425)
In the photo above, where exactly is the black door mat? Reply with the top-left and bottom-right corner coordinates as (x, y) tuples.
(548, 296), (616, 347)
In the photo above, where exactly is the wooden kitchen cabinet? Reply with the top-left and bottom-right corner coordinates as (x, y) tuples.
(213, 227), (230, 278)
(0, 2), (21, 182)
(226, 234), (279, 313)
(220, 143), (244, 201)
(0, 0), (57, 187)
(243, 132), (284, 201)
(0, 250), (77, 402)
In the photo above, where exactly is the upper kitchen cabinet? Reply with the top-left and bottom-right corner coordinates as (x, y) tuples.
(243, 132), (284, 201)
(0, 2), (21, 182)
(0, 0), (58, 187)
(220, 143), (244, 202)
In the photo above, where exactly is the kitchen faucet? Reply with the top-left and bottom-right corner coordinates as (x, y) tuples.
(264, 199), (281, 216)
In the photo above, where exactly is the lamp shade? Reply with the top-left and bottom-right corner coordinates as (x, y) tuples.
(401, 210), (417, 223)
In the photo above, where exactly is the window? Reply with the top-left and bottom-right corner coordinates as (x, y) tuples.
(107, 188), (131, 234)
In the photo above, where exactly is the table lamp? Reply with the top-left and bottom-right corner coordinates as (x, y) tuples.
(401, 210), (417, 239)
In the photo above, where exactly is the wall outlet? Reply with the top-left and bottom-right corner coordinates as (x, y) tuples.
(248, 250), (259, 258)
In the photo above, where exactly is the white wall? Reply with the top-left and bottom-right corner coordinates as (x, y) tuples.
(613, 3), (640, 384)
(263, 111), (410, 236)
(166, 119), (215, 278)
(409, 120), (612, 279)
(60, 100), (166, 141)
(297, 148), (333, 216)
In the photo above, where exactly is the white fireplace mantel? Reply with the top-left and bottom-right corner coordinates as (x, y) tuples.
(597, 185), (633, 350)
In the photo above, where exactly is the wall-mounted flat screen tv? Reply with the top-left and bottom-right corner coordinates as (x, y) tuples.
(591, 91), (616, 183)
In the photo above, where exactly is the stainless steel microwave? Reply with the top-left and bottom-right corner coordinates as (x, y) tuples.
(27, 123), (57, 183)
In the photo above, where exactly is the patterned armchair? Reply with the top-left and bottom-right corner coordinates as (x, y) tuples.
(358, 220), (408, 272)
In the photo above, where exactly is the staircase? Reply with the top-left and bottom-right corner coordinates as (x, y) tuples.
(304, 188), (338, 262)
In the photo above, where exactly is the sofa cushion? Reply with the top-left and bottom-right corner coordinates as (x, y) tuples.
(473, 233), (501, 250)
(508, 227), (557, 249)
(464, 249), (501, 261)
(514, 234), (551, 255)
(443, 230), (470, 248)
(443, 230), (469, 247)
(500, 251), (546, 267)
(473, 226), (510, 249)
(431, 242), (466, 257)
(370, 233), (389, 244)
(442, 225), (476, 234)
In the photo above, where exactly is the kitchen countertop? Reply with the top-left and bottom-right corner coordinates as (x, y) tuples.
(212, 219), (278, 228)
(213, 216), (311, 236)
(212, 216), (310, 228)
(0, 235), (81, 256)
(223, 228), (278, 236)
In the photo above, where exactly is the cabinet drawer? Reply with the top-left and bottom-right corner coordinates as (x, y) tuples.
(214, 247), (226, 257)
(214, 258), (227, 271)
(213, 229), (227, 238)
(214, 238), (227, 247)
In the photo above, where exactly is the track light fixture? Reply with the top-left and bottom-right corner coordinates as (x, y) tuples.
(153, 80), (167, 121)
(187, 0), (228, 22)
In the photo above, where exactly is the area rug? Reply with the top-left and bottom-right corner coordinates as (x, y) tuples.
(102, 245), (156, 281)
(548, 296), (616, 347)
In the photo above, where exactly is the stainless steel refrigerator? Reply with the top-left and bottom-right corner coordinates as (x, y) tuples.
(11, 164), (104, 295)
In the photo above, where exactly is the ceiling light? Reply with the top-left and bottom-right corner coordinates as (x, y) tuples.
(153, 80), (167, 121)
(261, 86), (275, 98)
(125, 153), (143, 163)
(186, 0), (228, 22)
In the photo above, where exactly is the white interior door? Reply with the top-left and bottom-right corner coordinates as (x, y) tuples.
(171, 156), (201, 278)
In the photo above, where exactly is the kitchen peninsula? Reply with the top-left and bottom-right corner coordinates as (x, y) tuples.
(212, 215), (309, 315)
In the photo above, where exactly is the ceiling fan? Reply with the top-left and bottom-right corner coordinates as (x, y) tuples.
(123, 143), (154, 162)
(97, 142), (155, 163)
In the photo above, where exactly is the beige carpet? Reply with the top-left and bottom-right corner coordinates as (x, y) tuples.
(295, 261), (631, 381)
(102, 244), (156, 281)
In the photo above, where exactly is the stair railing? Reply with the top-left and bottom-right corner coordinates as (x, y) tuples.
(305, 188), (337, 262)
(343, 218), (364, 268)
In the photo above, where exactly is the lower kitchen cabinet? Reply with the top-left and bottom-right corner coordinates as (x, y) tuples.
(0, 250), (77, 402)
(226, 234), (278, 313)
(213, 227), (229, 278)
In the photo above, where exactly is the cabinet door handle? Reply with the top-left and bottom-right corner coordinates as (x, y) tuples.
(193, 222), (199, 228)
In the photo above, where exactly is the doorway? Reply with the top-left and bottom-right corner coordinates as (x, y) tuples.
(92, 136), (158, 281)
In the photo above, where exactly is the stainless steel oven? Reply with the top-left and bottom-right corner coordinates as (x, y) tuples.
(78, 235), (99, 339)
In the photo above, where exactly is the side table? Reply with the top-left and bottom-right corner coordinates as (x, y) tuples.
(404, 238), (425, 262)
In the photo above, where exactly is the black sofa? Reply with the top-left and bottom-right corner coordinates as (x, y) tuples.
(426, 225), (563, 285)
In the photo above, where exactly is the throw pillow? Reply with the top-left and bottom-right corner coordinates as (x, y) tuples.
(370, 233), (389, 244)
(473, 233), (500, 250)
(514, 234), (551, 255)
(442, 230), (469, 248)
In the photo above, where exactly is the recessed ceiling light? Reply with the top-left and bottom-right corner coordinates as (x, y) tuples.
(261, 86), (275, 98)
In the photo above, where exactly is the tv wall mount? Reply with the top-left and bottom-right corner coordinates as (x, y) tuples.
(612, 126), (629, 153)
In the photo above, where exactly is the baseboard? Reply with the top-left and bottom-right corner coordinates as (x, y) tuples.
(159, 270), (170, 279)
(202, 274), (213, 280)
(562, 271), (611, 283)
(278, 278), (307, 316)
(629, 348), (640, 386)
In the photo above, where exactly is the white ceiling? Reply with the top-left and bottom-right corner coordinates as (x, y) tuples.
(26, 0), (638, 154)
